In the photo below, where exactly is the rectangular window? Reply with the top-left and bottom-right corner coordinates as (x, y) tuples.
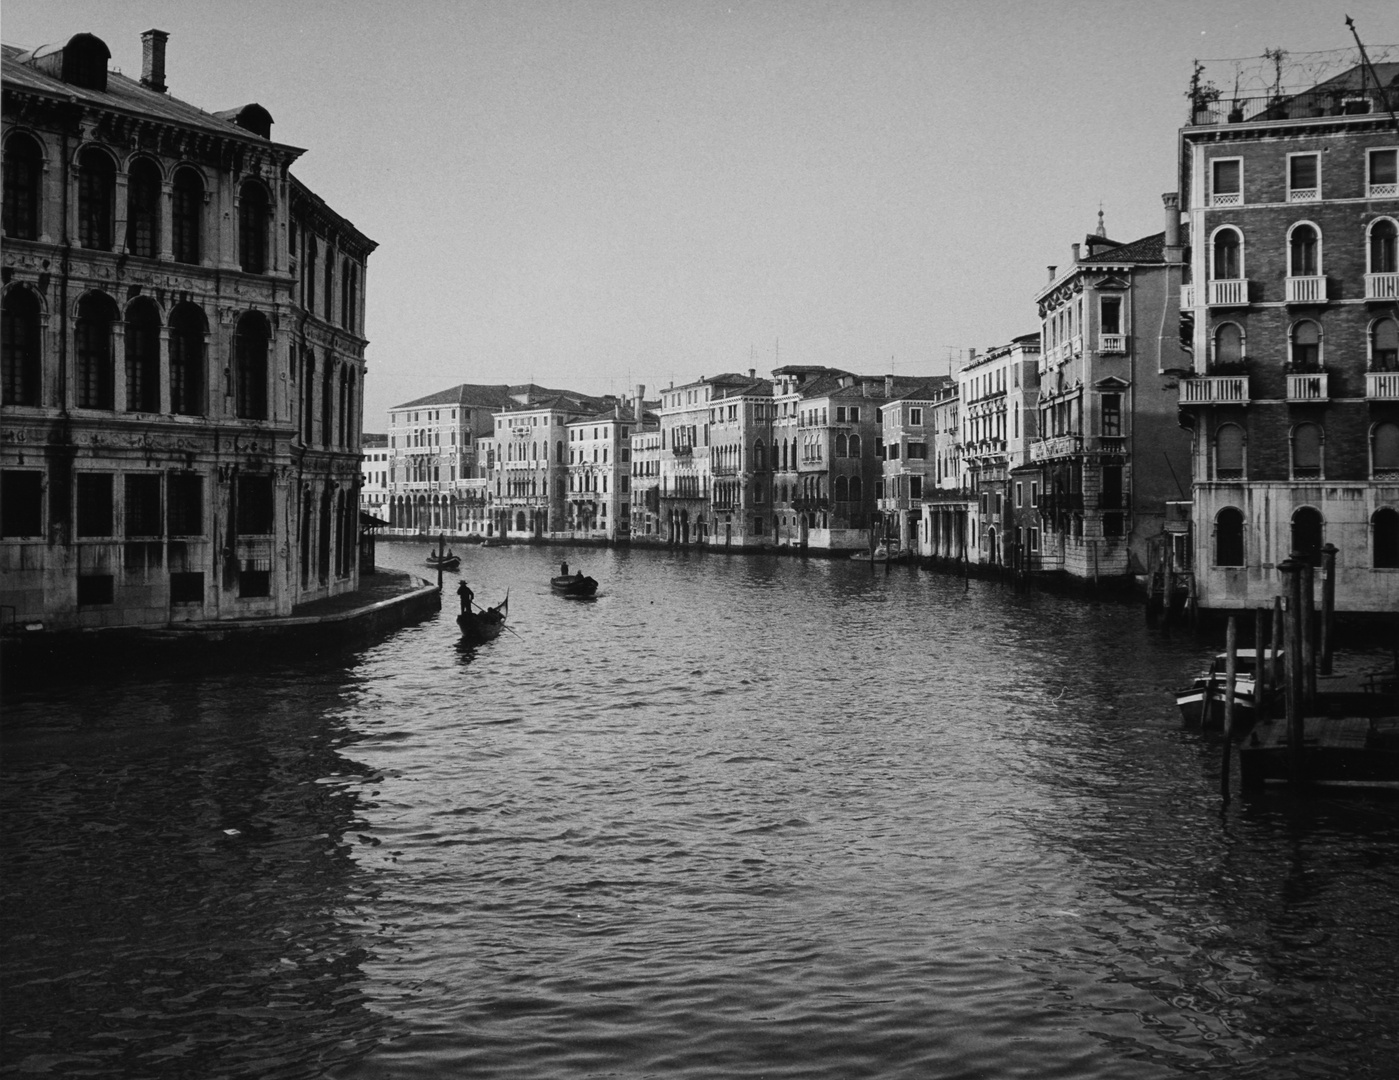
(849, 407), (859, 423)
(1101, 394), (1122, 438)
(1029, 527), (1039, 552)
(906, 442), (927, 459)
(76, 474), (114, 537)
(910, 476), (922, 499)
(836, 407), (846, 422)
(1211, 158), (1242, 206)
(1100, 296), (1122, 335)
(1368, 148), (1397, 196)
(165, 475), (204, 537)
(77, 575), (114, 606)
(887, 444), (900, 460)
(1015, 482), (1023, 508)
(1031, 481), (1039, 507)
(170, 571), (205, 604)
(1288, 153), (1320, 200)
(1, 471), (43, 537)
(124, 474), (162, 537)
(236, 475), (274, 535)
(910, 408), (922, 426)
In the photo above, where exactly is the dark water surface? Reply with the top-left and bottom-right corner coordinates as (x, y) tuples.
(4, 542), (1399, 1078)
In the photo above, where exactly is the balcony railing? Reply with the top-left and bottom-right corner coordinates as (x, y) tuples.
(1285, 275), (1327, 304)
(1029, 435), (1082, 462)
(1179, 375), (1249, 406)
(1099, 333), (1127, 354)
(1367, 372), (1399, 400)
(1188, 87), (1393, 126)
(1286, 372), (1328, 402)
(1208, 279), (1249, 306)
(1288, 187), (1319, 202)
(1366, 273), (1399, 301)
(1180, 284), (1195, 309)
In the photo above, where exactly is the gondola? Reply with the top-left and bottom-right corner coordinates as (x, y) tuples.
(551, 572), (598, 597)
(426, 550), (461, 570)
(458, 597), (508, 643)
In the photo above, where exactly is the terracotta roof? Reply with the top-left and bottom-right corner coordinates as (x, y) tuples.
(392, 384), (514, 411)
(2, 41), (304, 157)
(1081, 231), (1166, 264)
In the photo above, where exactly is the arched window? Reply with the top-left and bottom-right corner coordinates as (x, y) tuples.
(235, 311), (269, 420)
(1292, 423), (1322, 479)
(1, 287), (42, 407)
(1370, 219), (1397, 274)
(1216, 422), (1245, 479)
(124, 297), (161, 413)
(1291, 506), (1324, 566)
(78, 146), (116, 250)
(238, 180), (269, 274)
(1214, 322), (1244, 367)
(1215, 507), (1245, 566)
(1289, 222), (1319, 276)
(305, 235), (317, 311)
(556, 440), (563, 464)
(169, 302), (205, 416)
(172, 167), (203, 264)
(321, 361), (335, 445)
(75, 292), (117, 409)
(532, 441), (538, 460)
(755, 440), (765, 469)
(834, 475), (849, 501)
(835, 433), (847, 457)
(1212, 227), (1241, 279)
(849, 433), (861, 457)
(302, 348), (316, 440)
(347, 264), (359, 332)
(1290, 321), (1321, 371)
(1374, 508), (1399, 569)
(1374, 422), (1399, 478)
(1372, 318), (1399, 372)
(126, 157), (161, 259)
(849, 475), (862, 503)
(3, 132), (44, 241)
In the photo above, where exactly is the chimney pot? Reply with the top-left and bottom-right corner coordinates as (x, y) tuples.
(141, 29), (168, 93)
(1071, 242), (1081, 262)
(1047, 265), (1057, 282)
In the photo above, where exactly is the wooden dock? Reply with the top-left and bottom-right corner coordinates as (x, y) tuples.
(1239, 714), (1399, 790)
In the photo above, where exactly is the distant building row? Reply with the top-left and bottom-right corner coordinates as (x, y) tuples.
(360, 56), (1399, 614)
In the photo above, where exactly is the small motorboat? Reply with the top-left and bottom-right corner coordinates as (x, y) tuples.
(1174, 648), (1279, 727)
(551, 572), (598, 597)
(458, 597), (508, 643)
(426, 550), (461, 571)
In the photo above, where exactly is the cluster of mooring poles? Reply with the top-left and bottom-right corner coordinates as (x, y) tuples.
(1215, 543), (1339, 804)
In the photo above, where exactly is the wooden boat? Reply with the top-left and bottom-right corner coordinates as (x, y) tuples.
(1174, 648), (1279, 727)
(551, 572), (598, 597)
(426, 550), (461, 570)
(458, 597), (508, 643)
(480, 537), (506, 548)
(851, 543), (907, 563)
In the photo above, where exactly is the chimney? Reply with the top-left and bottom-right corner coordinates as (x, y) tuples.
(1047, 265), (1056, 282)
(1162, 191), (1182, 262)
(1071, 242), (1081, 263)
(885, 374), (894, 398)
(748, 368), (755, 380)
(968, 348), (977, 363)
(141, 29), (168, 93)
(633, 384), (645, 421)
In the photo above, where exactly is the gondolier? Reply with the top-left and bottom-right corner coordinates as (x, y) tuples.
(457, 579), (474, 613)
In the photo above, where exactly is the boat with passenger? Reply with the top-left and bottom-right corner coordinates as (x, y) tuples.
(458, 597), (508, 643)
(426, 550), (461, 571)
(551, 561), (597, 597)
(1174, 649), (1279, 727)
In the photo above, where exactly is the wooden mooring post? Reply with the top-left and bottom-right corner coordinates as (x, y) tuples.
(1320, 543), (1337, 676)
(1221, 615), (1238, 804)
(1271, 595), (1284, 706)
(1280, 560), (1305, 784)
(1301, 560), (1317, 708)
(1254, 606), (1268, 713)
(436, 533), (445, 592)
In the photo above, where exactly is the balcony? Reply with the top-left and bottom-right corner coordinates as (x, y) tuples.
(1208, 279), (1249, 306)
(1179, 375), (1249, 406)
(1180, 284), (1195, 309)
(1288, 187), (1319, 203)
(1029, 435), (1082, 462)
(1286, 372), (1328, 402)
(1099, 333), (1127, 354)
(1285, 275), (1328, 304)
(1367, 372), (1399, 400)
(1366, 273), (1399, 301)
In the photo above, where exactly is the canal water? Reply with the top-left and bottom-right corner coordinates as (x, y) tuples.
(3, 541), (1398, 1079)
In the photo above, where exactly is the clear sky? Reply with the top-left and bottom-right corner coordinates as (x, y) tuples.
(4, 1), (1397, 427)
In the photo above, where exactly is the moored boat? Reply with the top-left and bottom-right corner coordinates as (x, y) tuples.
(851, 543), (906, 563)
(426, 550), (461, 570)
(1174, 648), (1279, 727)
(458, 597), (508, 643)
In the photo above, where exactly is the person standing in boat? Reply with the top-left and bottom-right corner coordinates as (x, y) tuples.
(457, 579), (474, 613)
(560, 561), (569, 577)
